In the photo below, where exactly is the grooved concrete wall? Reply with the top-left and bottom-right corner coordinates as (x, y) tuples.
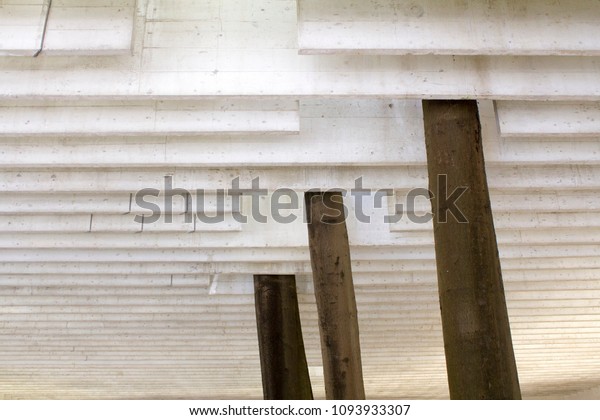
(1, 0), (600, 399)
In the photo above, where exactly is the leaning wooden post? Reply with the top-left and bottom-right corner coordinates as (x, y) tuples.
(422, 100), (521, 399)
(253, 274), (313, 400)
(304, 191), (366, 400)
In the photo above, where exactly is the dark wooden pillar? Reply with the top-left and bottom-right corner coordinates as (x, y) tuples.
(253, 274), (313, 400)
(422, 100), (521, 399)
(305, 191), (366, 400)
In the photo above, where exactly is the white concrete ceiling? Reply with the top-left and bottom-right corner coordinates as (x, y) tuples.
(1, 0), (600, 400)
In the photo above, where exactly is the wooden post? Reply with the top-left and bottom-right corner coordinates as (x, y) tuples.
(253, 274), (313, 400)
(304, 191), (366, 400)
(422, 100), (521, 399)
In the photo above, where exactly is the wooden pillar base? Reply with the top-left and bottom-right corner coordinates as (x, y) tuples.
(254, 274), (313, 400)
(422, 100), (521, 400)
(305, 191), (366, 400)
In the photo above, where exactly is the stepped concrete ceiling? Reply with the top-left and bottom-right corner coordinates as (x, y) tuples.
(1, 0), (600, 399)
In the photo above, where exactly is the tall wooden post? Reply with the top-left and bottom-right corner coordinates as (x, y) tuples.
(253, 274), (313, 400)
(422, 100), (521, 399)
(305, 191), (366, 400)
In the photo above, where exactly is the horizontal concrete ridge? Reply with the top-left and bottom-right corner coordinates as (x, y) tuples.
(3, 227), (600, 248)
(3, 244), (600, 263)
(0, 213), (242, 233)
(0, 1), (49, 56)
(0, 0), (135, 57)
(41, 2), (136, 56)
(4, 190), (600, 215)
(298, 0), (600, 56)
(3, 99), (600, 166)
(2, 256), (600, 275)
(389, 211), (600, 232)
(496, 101), (600, 137)
(0, 99), (300, 136)
(4, 165), (600, 192)
(2, 1), (600, 99)
(3, 56), (600, 99)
